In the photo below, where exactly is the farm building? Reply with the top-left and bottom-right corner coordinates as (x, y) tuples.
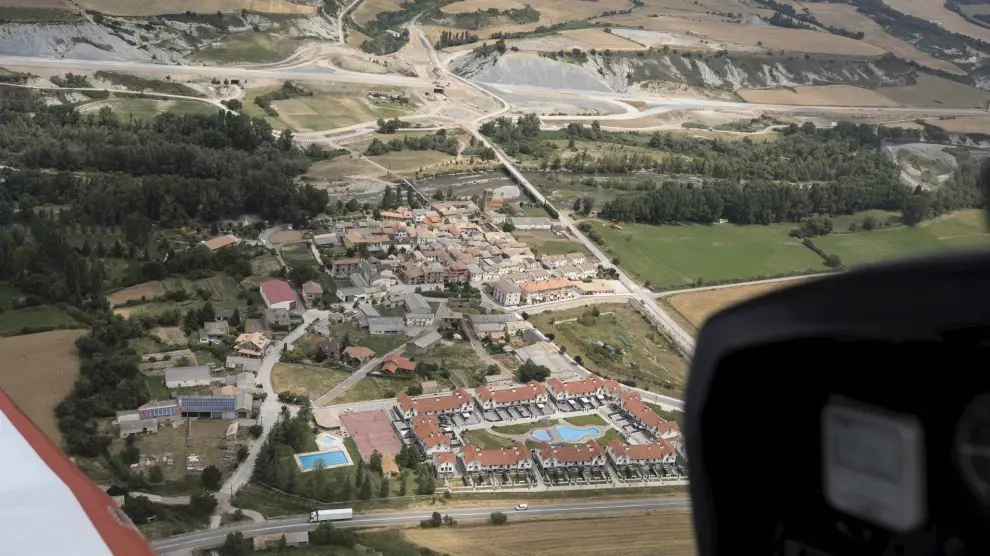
(260, 279), (297, 310)
(409, 330), (442, 354)
(164, 366), (212, 389)
(301, 281), (323, 304)
(510, 217), (552, 230)
(203, 234), (238, 252)
(178, 392), (252, 420)
(369, 316), (405, 335)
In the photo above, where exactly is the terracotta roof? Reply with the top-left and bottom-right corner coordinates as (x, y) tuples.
(519, 278), (574, 293)
(382, 354), (416, 374)
(203, 234), (237, 251)
(260, 279), (295, 305)
(536, 440), (604, 464)
(620, 392), (679, 435)
(476, 381), (546, 404)
(547, 376), (604, 397)
(462, 442), (531, 466)
(343, 346), (376, 359)
(398, 389), (473, 413)
(411, 415), (451, 448)
(433, 452), (457, 466)
(381, 454), (400, 476)
(301, 281), (323, 294)
(607, 439), (677, 461)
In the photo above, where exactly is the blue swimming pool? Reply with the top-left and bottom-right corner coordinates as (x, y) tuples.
(531, 425), (602, 443)
(297, 450), (349, 470)
(557, 425), (601, 441)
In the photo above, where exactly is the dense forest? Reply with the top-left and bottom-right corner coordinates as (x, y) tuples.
(0, 86), (337, 459)
(481, 114), (984, 226)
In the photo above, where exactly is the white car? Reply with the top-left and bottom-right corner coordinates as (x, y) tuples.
(344, 408), (354, 413)
(514, 504), (528, 511)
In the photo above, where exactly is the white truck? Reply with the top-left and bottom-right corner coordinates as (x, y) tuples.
(309, 508), (353, 523)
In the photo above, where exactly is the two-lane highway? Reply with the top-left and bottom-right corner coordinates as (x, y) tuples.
(151, 497), (689, 553)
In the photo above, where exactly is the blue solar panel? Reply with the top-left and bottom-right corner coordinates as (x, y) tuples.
(179, 396), (235, 412)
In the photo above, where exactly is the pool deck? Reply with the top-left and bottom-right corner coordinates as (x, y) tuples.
(295, 433), (355, 472)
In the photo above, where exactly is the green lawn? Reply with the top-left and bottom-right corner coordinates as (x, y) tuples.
(0, 305), (80, 335)
(491, 421), (555, 435)
(332, 375), (417, 404)
(593, 221), (823, 287)
(512, 230), (591, 258)
(815, 209), (990, 267)
(190, 33), (301, 63)
(144, 376), (170, 400)
(463, 429), (516, 449)
(359, 334), (408, 355)
(563, 414), (608, 426)
(79, 98), (220, 121)
(594, 427), (626, 447)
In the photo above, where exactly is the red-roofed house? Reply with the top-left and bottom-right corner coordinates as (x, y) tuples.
(462, 442), (532, 473)
(410, 415), (451, 455)
(606, 439), (679, 468)
(533, 440), (606, 470)
(433, 452), (458, 477)
(618, 392), (680, 440)
(381, 354), (416, 375)
(397, 389), (474, 420)
(545, 376), (609, 403)
(474, 381), (548, 410)
(260, 279), (297, 310)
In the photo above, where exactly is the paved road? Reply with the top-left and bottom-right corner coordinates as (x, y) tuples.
(152, 497), (689, 553)
(654, 273), (825, 298)
(313, 342), (408, 407)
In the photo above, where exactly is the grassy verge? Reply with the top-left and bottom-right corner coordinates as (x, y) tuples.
(462, 429), (516, 449)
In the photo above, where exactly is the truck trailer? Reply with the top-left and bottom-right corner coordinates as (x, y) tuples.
(309, 509), (354, 523)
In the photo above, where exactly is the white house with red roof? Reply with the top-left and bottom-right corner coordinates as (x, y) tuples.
(606, 439), (679, 467)
(533, 440), (606, 470)
(462, 442), (533, 473)
(618, 391), (680, 440)
(432, 452), (458, 476)
(396, 388), (474, 420)
(545, 375), (612, 403)
(260, 279), (297, 310)
(410, 415), (451, 455)
(474, 381), (548, 410)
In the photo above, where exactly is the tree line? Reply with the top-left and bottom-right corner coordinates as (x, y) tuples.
(365, 130), (460, 156)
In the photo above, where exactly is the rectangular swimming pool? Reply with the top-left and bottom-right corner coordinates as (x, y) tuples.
(297, 450), (349, 470)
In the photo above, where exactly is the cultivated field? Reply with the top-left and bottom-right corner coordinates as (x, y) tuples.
(440, 0), (632, 24)
(667, 280), (807, 331)
(191, 33), (302, 64)
(559, 28), (644, 50)
(271, 363), (349, 398)
(195, 275), (241, 303)
(879, 74), (990, 109)
(925, 117), (990, 134)
(815, 209), (990, 267)
(108, 280), (167, 307)
(75, 0), (315, 16)
(803, 2), (965, 74)
(352, 0), (403, 25)
(0, 330), (86, 445)
(372, 150), (456, 173)
(151, 326), (188, 346)
(270, 229), (304, 244)
(738, 85), (900, 107)
(79, 98), (219, 120)
(602, 14), (886, 55)
(882, 0), (990, 43)
(244, 86), (417, 132)
(530, 304), (688, 395)
(591, 221), (823, 287)
(405, 512), (696, 556)
(511, 229), (591, 258)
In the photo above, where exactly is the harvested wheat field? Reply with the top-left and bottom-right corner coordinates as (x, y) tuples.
(560, 28), (643, 50)
(352, 0), (403, 25)
(879, 73), (990, 109)
(76, 0), (315, 16)
(441, 0), (528, 13)
(739, 85), (900, 107)
(603, 14), (886, 55)
(926, 117), (990, 134)
(405, 512), (696, 556)
(107, 280), (167, 307)
(668, 280), (805, 329)
(0, 329), (86, 445)
(883, 0), (990, 44)
(803, 3), (965, 75)
(0, 0), (69, 7)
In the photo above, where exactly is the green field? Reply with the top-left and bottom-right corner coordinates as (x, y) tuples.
(816, 209), (990, 266)
(243, 87), (416, 132)
(331, 374), (418, 405)
(79, 98), (220, 120)
(512, 230), (591, 258)
(0, 7), (80, 22)
(190, 33), (301, 63)
(462, 429), (516, 449)
(592, 222), (823, 287)
(0, 305), (80, 335)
